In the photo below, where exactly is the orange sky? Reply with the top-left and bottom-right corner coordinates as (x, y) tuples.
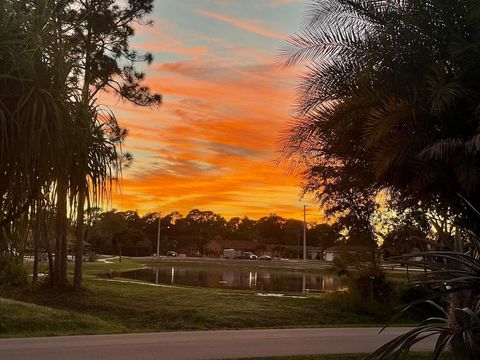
(107, 0), (323, 221)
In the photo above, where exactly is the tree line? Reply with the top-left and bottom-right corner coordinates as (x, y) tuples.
(83, 209), (343, 257)
(0, 0), (160, 290)
(79, 207), (435, 258)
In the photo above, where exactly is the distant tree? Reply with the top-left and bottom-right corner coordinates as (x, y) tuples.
(307, 223), (341, 250)
(255, 214), (286, 243)
(183, 210), (227, 252)
(141, 211), (182, 253)
(324, 186), (379, 267)
(226, 217), (242, 239)
(225, 217), (258, 240)
(382, 224), (428, 258)
(389, 194), (458, 250)
(90, 211), (128, 261)
(282, 219), (304, 245)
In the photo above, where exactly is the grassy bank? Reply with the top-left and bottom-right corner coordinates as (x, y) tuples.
(0, 258), (413, 338)
(0, 297), (123, 337)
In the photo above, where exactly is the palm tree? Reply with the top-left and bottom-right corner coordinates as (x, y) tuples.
(0, 0), (160, 290)
(282, 0), (480, 216)
(0, 0), (71, 276)
(66, 0), (160, 290)
(282, 0), (480, 358)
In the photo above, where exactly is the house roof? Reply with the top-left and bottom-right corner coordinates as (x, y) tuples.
(206, 239), (258, 250)
(269, 245), (323, 251)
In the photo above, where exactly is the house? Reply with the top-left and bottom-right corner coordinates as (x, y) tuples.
(324, 245), (370, 262)
(263, 245), (323, 260)
(204, 239), (258, 256)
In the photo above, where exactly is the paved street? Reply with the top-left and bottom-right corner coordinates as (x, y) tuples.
(0, 327), (436, 360)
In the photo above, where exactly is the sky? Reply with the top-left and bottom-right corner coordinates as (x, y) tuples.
(108, 0), (323, 221)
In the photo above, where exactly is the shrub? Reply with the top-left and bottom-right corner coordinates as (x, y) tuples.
(326, 292), (395, 323)
(398, 284), (447, 320)
(88, 251), (98, 262)
(332, 256), (349, 275)
(0, 257), (27, 287)
(349, 268), (393, 304)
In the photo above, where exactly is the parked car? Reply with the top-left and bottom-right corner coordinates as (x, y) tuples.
(166, 251), (178, 257)
(243, 252), (257, 260)
(258, 255), (272, 261)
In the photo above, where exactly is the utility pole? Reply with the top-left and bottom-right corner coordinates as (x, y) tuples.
(297, 230), (300, 260)
(303, 205), (307, 261)
(156, 211), (161, 258)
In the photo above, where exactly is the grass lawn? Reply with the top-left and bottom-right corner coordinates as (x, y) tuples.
(0, 297), (123, 338)
(0, 258), (413, 338)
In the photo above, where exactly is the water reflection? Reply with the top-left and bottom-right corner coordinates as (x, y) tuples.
(120, 266), (345, 294)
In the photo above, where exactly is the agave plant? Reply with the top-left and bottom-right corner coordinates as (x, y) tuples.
(367, 234), (480, 359)
(368, 299), (480, 359)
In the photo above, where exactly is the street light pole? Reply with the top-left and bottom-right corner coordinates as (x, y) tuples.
(303, 205), (307, 261)
(156, 211), (161, 257)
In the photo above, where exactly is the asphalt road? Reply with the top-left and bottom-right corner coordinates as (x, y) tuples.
(0, 328), (436, 360)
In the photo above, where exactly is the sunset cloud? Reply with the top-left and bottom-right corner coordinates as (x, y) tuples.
(262, 0), (305, 8)
(195, 9), (287, 40)
(105, 0), (322, 221)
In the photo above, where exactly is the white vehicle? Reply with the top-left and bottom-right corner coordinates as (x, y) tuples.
(243, 252), (257, 260)
(223, 248), (241, 259)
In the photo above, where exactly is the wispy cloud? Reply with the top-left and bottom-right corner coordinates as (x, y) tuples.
(261, 0), (304, 8)
(195, 9), (287, 40)
(106, 0), (322, 220)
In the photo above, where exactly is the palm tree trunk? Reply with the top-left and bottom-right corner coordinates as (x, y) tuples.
(55, 178), (68, 287)
(32, 226), (39, 283)
(73, 189), (86, 290)
(45, 215), (54, 286)
(47, 238), (54, 286)
(448, 290), (476, 359)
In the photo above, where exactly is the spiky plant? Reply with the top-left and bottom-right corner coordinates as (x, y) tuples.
(367, 234), (480, 359)
(0, 0), (160, 288)
(0, 0), (71, 262)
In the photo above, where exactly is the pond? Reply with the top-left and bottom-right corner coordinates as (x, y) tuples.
(118, 265), (346, 294)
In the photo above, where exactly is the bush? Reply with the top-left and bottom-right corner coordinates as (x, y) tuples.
(349, 268), (393, 304)
(332, 256), (349, 275)
(326, 292), (395, 322)
(0, 257), (27, 287)
(88, 251), (98, 262)
(398, 284), (447, 320)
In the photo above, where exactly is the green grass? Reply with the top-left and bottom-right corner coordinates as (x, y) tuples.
(0, 297), (123, 337)
(0, 258), (415, 338)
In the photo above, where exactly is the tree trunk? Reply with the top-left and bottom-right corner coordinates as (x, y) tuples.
(445, 227), (477, 359)
(47, 238), (54, 287)
(60, 215), (67, 284)
(73, 189), (86, 290)
(448, 290), (476, 359)
(32, 227), (39, 283)
(55, 178), (68, 287)
(117, 237), (122, 262)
